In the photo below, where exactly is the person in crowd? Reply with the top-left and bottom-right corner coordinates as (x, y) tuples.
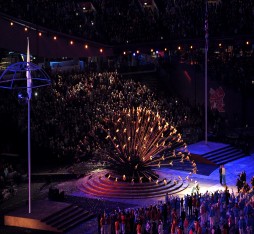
(145, 220), (151, 234)
(219, 165), (222, 185)
(136, 220), (142, 234)
(120, 211), (126, 234)
(183, 217), (189, 234)
(187, 195), (193, 217)
(240, 171), (246, 183)
(170, 220), (176, 234)
(238, 215), (246, 234)
(181, 208), (186, 228)
(100, 213), (106, 234)
(243, 182), (251, 193)
(176, 225), (183, 234)
(228, 214), (235, 233)
(158, 219), (163, 234)
(193, 207), (199, 222)
(115, 218), (120, 234)
(251, 176), (254, 189)
(193, 220), (200, 233)
(236, 177), (243, 193)
(200, 202), (206, 227)
(221, 165), (226, 186)
(209, 205), (216, 229)
(246, 214), (253, 234)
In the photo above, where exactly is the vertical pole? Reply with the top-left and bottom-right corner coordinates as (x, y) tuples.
(26, 37), (32, 213)
(205, 1), (208, 144)
(205, 48), (208, 144)
(194, 68), (197, 107)
(28, 97), (31, 213)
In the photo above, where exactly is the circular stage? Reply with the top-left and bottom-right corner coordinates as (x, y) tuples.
(77, 169), (189, 199)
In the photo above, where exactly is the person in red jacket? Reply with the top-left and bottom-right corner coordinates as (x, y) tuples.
(194, 220), (200, 233)
(100, 214), (106, 234)
(121, 212), (126, 234)
(136, 221), (142, 234)
(183, 217), (189, 234)
(171, 219), (177, 234)
(115, 219), (120, 234)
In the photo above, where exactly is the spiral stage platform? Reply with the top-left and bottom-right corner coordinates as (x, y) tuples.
(77, 170), (189, 199)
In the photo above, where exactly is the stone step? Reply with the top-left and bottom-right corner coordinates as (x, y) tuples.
(61, 213), (95, 232)
(201, 145), (245, 165)
(85, 177), (177, 194)
(40, 203), (94, 233)
(41, 204), (74, 223)
(213, 153), (245, 165)
(79, 175), (187, 198)
(97, 176), (172, 189)
(201, 145), (232, 158)
(204, 148), (241, 160)
(79, 183), (184, 198)
(47, 207), (87, 227)
(56, 210), (93, 231)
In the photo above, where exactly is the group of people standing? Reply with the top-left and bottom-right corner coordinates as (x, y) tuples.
(219, 165), (254, 194)
(236, 171), (252, 194)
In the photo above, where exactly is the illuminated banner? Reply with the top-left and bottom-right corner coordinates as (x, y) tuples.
(209, 86), (225, 112)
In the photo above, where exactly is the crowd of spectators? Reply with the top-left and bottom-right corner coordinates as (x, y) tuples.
(170, 44), (254, 145)
(97, 182), (254, 234)
(0, 158), (24, 203)
(207, 51), (254, 94)
(28, 70), (202, 162)
(0, 0), (254, 44)
(0, 70), (203, 163)
(170, 43), (254, 96)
